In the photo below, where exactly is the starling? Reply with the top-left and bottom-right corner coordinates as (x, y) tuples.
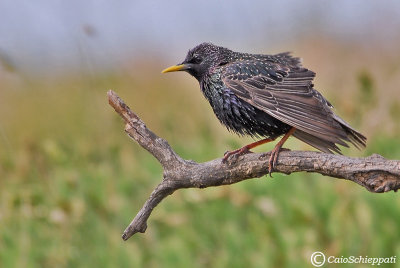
(162, 43), (366, 174)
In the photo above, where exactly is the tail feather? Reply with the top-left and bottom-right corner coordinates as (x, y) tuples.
(293, 115), (366, 154)
(293, 130), (343, 154)
(333, 114), (367, 149)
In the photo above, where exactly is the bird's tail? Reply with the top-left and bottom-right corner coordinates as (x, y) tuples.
(332, 113), (367, 150)
(293, 115), (366, 154)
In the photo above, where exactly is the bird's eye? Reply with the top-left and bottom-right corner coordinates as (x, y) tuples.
(189, 56), (202, 64)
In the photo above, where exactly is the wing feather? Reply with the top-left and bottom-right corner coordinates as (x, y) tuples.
(221, 57), (366, 149)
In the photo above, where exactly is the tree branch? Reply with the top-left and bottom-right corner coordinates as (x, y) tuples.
(107, 90), (400, 241)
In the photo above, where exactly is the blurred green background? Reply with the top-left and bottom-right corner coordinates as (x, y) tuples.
(1, 1), (400, 267)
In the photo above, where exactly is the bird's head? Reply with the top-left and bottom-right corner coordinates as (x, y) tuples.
(162, 42), (232, 81)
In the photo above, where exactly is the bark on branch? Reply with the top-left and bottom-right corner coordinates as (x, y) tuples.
(107, 90), (400, 241)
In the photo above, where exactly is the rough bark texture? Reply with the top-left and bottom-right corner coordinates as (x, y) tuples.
(107, 90), (400, 241)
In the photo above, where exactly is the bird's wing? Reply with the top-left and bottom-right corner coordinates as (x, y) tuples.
(271, 52), (303, 68)
(221, 58), (349, 145)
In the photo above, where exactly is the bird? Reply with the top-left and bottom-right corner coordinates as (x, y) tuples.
(162, 43), (366, 175)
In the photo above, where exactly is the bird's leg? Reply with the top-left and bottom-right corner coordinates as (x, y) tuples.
(268, 127), (296, 176)
(223, 138), (275, 162)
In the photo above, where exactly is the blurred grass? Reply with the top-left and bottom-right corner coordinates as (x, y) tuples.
(1, 41), (400, 267)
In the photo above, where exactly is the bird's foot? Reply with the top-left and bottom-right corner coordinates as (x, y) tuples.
(267, 147), (290, 177)
(222, 146), (252, 163)
(267, 150), (278, 177)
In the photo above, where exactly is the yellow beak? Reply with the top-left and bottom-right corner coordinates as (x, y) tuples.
(161, 64), (186, 73)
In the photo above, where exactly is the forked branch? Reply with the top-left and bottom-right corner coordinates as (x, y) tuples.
(107, 90), (400, 241)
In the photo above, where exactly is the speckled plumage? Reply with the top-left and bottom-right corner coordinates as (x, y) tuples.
(201, 70), (292, 139)
(165, 42), (366, 154)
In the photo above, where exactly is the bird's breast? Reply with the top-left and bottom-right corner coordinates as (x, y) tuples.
(200, 75), (290, 138)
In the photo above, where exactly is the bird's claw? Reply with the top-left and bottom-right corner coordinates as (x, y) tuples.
(268, 152), (276, 177)
(267, 147), (285, 177)
(222, 147), (251, 163)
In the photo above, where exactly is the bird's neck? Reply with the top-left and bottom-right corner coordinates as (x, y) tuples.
(199, 72), (224, 106)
